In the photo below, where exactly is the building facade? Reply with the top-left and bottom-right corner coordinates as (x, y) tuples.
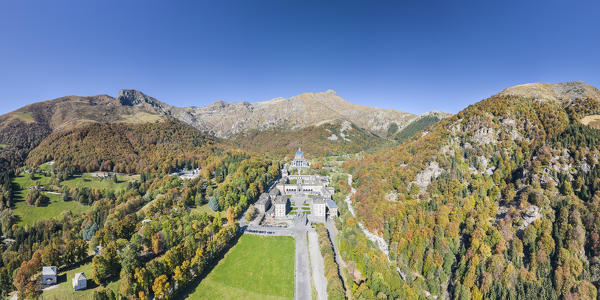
(41, 266), (57, 285)
(72, 272), (87, 291)
(274, 196), (289, 218)
(290, 148), (310, 169)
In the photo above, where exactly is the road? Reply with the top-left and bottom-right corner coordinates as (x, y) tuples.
(308, 229), (328, 300)
(293, 227), (312, 300)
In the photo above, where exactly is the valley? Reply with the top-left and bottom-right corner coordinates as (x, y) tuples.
(2, 81), (600, 300)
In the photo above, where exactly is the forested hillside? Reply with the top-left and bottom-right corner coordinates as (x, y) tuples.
(0, 94), (164, 173)
(231, 119), (391, 157)
(26, 119), (221, 174)
(344, 82), (600, 299)
(0, 125), (279, 298)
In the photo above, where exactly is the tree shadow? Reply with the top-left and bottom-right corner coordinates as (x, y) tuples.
(173, 231), (243, 299)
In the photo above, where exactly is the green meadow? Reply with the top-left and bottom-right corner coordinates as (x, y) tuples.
(185, 234), (295, 300)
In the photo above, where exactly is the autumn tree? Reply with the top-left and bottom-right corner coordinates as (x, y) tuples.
(152, 274), (171, 300)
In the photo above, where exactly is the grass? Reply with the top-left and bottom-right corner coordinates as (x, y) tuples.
(13, 193), (90, 226)
(41, 261), (121, 299)
(13, 111), (34, 122)
(186, 234), (294, 300)
(61, 173), (132, 193)
(10, 165), (139, 225)
(12, 172), (90, 226)
(191, 203), (217, 216)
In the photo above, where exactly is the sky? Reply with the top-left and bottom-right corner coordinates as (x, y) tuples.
(0, 0), (599, 115)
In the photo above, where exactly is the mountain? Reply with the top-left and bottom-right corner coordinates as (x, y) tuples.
(343, 81), (600, 299)
(116, 88), (432, 138)
(0, 95), (165, 172)
(0, 89), (445, 172)
(498, 81), (600, 103)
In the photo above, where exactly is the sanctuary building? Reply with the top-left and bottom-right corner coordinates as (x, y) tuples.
(258, 149), (338, 223)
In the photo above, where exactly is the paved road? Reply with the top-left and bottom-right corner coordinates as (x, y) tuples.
(294, 228), (312, 300)
(308, 229), (327, 300)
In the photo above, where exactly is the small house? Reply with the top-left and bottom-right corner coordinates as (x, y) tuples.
(41, 266), (57, 285)
(72, 272), (87, 291)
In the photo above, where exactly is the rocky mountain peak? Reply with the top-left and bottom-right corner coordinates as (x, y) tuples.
(117, 89), (153, 106)
(116, 89), (171, 115)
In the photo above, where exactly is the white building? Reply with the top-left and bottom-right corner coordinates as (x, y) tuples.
(290, 148), (310, 169)
(41, 266), (57, 285)
(311, 196), (327, 218)
(256, 193), (272, 213)
(72, 272), (87, 291)
(274, 196), (289, 218)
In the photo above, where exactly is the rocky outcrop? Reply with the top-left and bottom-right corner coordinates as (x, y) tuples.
(116, 89), (172, 115)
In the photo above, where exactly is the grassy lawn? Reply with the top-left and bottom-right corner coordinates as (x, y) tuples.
(41, 261), (121, 299)
(12, 172), (90, 226)
(186, 234), (295, 300)
(191, 203), (217, 216)
(61, 173), (132, 193)
(13, 193), (90, 226)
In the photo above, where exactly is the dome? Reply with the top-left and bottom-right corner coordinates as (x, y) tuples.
(295, 148), (304, 159)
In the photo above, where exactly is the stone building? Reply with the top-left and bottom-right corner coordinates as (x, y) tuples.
(274, 196), (289, 218)
(290, 148), (310, 169)
(326, 199), (338, 218)
(72, 272), (87, 291)
(256, 193), (272, 213)
(41, 266), (57, 285)
(311, 196), (327, 219)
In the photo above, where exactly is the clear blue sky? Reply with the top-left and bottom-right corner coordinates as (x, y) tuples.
(1, 0), (599, 115)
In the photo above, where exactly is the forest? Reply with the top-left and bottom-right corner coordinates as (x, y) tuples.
(343, 94), (600, 299)
(0, 118), (279, 299)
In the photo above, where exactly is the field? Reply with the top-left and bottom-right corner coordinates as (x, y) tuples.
(12, 172), (90, 225)
(11, 165), (136, 225)
(185, 234), (295, 299)
(61, 173), (133, 192)
(40, 261), (121, 299)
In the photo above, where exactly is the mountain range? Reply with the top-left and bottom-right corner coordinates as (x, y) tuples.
(0, 89), (449, 171)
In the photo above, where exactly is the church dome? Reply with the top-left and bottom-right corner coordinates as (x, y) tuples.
(295, 148), (304, 159)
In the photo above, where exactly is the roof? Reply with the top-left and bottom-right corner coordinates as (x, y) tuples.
(42, 266), (57, 276)
(274, 196), (288, 204)
(312, 196), (325, 204)
(73, 272), (86, 281)
(258, 193), (270, 203)
(326, 199), (338, 209)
